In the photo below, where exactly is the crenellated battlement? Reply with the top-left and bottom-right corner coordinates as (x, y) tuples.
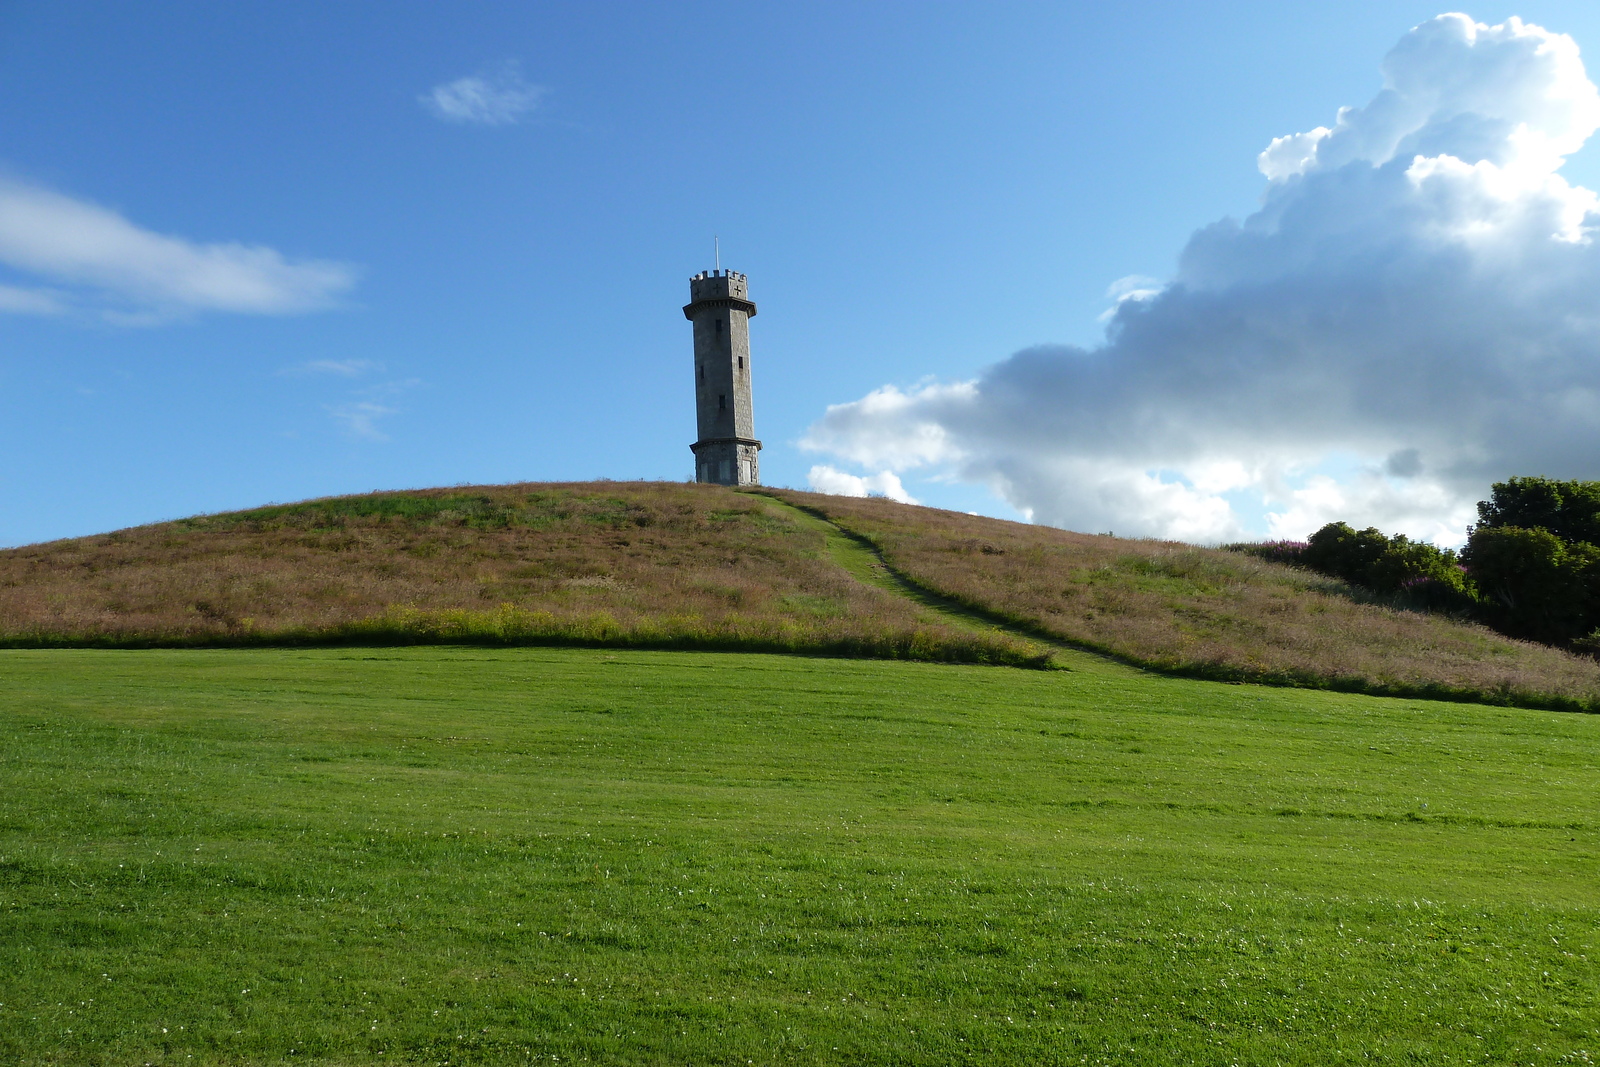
(684, 268), (756, 320)
(688, 269), (750, 303)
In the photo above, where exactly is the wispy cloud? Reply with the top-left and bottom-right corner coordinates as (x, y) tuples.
(421, 62), (544, 125)
(0, 282), (65, 315)
(0, 178), (357, 322)
(327, 399), (400, 441)
(1097, 274), (1162, 323)
(279, 358), (384, 378)
(325, 378), (420, 441)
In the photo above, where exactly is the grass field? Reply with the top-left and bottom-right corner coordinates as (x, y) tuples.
(2, 646), (1597, 1064)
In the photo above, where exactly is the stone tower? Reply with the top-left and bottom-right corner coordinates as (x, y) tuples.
(685, 268), (761, 485)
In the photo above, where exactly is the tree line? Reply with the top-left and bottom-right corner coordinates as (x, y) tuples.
(1237, 477), (1600, 654)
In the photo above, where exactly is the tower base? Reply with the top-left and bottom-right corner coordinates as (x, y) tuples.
(692, 437), (762, 486)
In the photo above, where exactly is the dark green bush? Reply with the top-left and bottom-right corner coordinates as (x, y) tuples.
(1300, 523), (1391, 587)
(1459, 478), (1600, 647)
(1474, 476), (1600, 546)
(1462, 525), (1600, 645)
(1229, 478), (1600, 651)
(1224, 540), (1308, 567)
(1300, 522), (1467, 601)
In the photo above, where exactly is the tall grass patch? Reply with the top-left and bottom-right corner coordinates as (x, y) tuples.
(769, 489), (1600, 711)
(0, 482), (1042, 667)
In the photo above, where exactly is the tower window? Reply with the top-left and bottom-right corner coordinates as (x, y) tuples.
(698, 363), (704, 382)
(715, 319), (723, 336)
(719, 394), (726, 410)
(738, 356), (744, 370)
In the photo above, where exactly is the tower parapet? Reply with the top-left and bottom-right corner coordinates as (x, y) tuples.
(685, 269), (760, 486)
(685, 270), (756, 315)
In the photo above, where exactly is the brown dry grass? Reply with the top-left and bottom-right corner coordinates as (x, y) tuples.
(0, 482), (1044, 667)
(768, 489), (1600, 711)
(12, 478), (1600, 709)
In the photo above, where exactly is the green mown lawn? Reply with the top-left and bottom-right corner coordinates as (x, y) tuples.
(1, 647), (1596, 1065)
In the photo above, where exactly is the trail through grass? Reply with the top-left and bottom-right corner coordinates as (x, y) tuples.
(2, 647), (1597, 1064)
(755, 494), (1078, 667)
(773, 489), (1600, 711)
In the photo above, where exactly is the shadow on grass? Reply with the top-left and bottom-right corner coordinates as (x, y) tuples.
(0, 606), (1054, 670)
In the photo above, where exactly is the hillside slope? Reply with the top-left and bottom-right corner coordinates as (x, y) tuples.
(0, 482), (1041, 666)
(3, 480), (1599, 709)
(772, 490), (1600, 710)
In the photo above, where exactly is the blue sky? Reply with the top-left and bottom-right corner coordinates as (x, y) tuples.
(5, 3), (1600, 547)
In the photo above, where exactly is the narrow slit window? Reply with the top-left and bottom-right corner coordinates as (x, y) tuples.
(715, 319), (723, 336)
(698, 363), (704, 382)
(719, 394), (726, 410)
(738, 356), (744, 370)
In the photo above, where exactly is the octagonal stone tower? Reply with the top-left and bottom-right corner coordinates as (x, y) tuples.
(685, 269), (761, 485)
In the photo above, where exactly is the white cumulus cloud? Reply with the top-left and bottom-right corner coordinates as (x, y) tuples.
(422, 63), (544, 125)
(0, 179), (356, 321)
(804, 13), (1600, 546)
(807, 465), (920, 504)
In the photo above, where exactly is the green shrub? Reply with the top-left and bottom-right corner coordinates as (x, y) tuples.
(1224, 540), (1308, 567)
(1457, 478), (1600, 647)
(1299, 522), (1468, 602)
(1474, 476), (1600, 546)
(1289, 486), (1600, 648)
(1461, 526), (1600, 645)
(1300, 523), (1391, 586)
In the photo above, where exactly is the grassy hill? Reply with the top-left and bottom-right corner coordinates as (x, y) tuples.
(2, 646), (1595, 1064)
(5, 487), (1599, 1063)
(3, 480), (1598, 711)
(0, 482), (1041, 667)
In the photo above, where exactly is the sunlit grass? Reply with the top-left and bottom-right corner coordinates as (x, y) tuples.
(2, 646), (1596, 1064)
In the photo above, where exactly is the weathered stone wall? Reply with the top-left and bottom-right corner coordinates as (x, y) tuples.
(690, 440), (760, 486)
